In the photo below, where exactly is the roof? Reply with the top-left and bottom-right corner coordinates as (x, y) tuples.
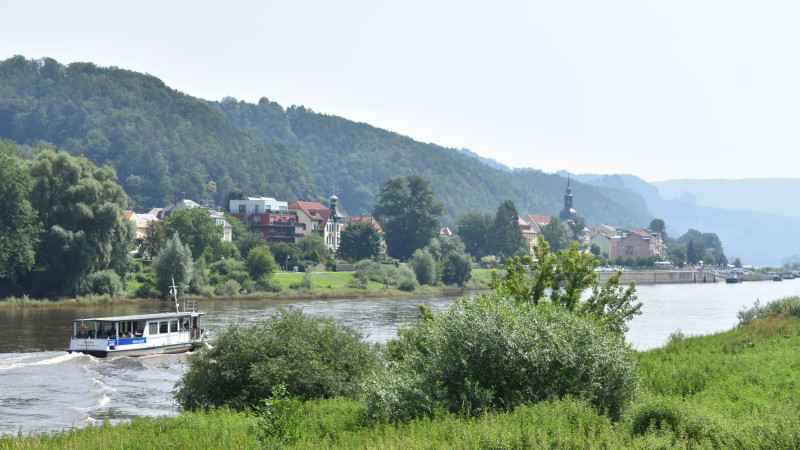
(74, 311), (204, 322)
(289, 201), (332, 226)
(344, 216), (384, 233)
(526, 215), (552, 227)
(439, 227), (453, 236)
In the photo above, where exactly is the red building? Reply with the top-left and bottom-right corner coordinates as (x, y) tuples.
(230, 211), (299, 244)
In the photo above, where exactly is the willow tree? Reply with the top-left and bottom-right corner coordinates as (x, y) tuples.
(27, 150), (133, 296)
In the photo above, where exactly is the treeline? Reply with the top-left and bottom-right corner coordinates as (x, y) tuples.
(0, 56), (318, 209)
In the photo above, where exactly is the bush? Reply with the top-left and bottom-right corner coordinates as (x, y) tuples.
(78, 270), (125, 297)
(409, 249), (437, 285)
(214, 279), (241, 296)
(629, 397), (689, 436)
(251, 384), (302, 445)
(365, 296), (638, 422)
(175, 307), (381, 410)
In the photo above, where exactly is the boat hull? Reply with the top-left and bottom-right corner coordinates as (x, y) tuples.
(69, 341), (204, 358)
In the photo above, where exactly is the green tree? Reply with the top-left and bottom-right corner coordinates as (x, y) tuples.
(0, 152), (39, 294)
(297, 233), (327, 263)
(734, 257), (742, 268)
(152, 233), (194, 297)
(567, 215), (587, 246)
(246, 245), (278, 280)
(491, 200), (527, 258)
(236, 231), (267, 259)
(426, 235), (473, 286)
(175, 308), (381, 410)
(337, 221), (382, 262)
(140, 220), (167, 260)
(165, 207), (222, 262)
(540, 216), (569, 252)
(455, 212), (493, 259)
(27, 150), (133, 296)
(270, 242), (303, 271)
(372, 175), (445, 261)
(489, 236), (641, 335)
(408, 249), (437, 286)
(687, 241), (699, 265)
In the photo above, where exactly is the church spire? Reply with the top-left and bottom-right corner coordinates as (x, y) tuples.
(559, 175), (576, 221)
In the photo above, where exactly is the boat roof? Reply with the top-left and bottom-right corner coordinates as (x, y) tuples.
(74, 311), (204, 323)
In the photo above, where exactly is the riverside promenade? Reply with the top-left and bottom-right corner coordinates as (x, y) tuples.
(596, 270), (724, 285)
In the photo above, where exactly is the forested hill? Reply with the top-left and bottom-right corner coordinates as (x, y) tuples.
(212, 98), (652, 227)
(0, 56), (318, 209)
(0, 56), (651, 227)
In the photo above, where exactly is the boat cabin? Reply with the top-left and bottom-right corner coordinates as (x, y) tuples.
(69, 311), (205, 357)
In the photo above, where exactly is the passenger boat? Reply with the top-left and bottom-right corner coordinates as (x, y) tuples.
(67, 279), (206, 357)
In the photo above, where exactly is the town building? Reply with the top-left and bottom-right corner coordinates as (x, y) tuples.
(229, 197), (297, 244)
(288, 195), (343, 251)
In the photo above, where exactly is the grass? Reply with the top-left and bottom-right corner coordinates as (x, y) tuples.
(6, 300), (800, 448)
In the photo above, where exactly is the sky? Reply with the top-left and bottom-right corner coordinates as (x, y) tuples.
(3, 1), (800, 182)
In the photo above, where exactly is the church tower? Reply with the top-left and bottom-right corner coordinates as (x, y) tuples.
(559, 176), (577, 221)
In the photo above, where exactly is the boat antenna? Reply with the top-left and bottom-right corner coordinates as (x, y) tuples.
(169, 276), (180, 313)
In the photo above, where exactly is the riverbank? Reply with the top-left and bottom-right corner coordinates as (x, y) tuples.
(0, 271), (490, 310)
(596, 269), (728, 284)
(4, 302), (798, 448)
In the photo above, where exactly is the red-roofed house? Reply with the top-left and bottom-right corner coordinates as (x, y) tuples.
(289, 198), (343, 251)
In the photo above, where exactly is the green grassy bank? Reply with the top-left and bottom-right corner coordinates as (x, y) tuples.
(4, 302), (800, 449)
(0, 269), (494, 310)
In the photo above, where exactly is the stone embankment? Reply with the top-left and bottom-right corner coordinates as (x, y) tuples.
(596, 270), (724, 285)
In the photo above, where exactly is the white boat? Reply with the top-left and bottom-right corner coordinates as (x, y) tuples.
(67, 278), (206, 357)
(67, 310), (206, 357)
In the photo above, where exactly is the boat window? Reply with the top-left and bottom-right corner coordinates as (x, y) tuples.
(170, 320), (178, 332)
(160, 321), (169, 334)
(149, 322), (159, 336)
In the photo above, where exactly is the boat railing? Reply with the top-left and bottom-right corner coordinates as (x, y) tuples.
(184, 298), (199, 312)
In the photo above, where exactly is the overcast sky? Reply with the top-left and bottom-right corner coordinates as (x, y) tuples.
(4, 1), (799, 181)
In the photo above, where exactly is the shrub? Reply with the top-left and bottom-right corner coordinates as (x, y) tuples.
(175, 308), (381, 410)
(78, 270), (124, 297)
(251, 384), (302, 445)
(409, 249), (437, 285)
(629, 396), (686, 436)
(214, 279), (241, 296)
(365, 296), (639, 422)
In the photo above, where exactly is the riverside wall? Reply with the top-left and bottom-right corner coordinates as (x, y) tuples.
(596, 270), (724, 285)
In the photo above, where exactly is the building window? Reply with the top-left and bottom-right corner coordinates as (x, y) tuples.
(254, 205), (260, 214)
(238, 205), (246, 214)
(253, 215), (261, 223)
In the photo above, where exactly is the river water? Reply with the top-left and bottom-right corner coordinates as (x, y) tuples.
(1, 280), (798, 436)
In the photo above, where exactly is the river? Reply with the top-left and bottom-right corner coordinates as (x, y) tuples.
(1, 280), (798, 436)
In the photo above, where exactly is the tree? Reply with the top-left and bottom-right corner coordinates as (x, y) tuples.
(649, 218), (666, 240)
(337, 221), (381, 262)
(269, 242), (303, 271)
(734, 257), (742, 268)
(236, 232), (268, 259)
(152, 233), (194, 297)
(297, 233), (328, 263)
(175, 308), (381, 410)
(567, 215), (587, 247)
(0, 152), (39, 294)
(165, 207), (222, 262)
(426, 235), (474, 286)
(140, 220), (167, 260)
(687, 241), (699, 265)
(540, 216), (569, 252)
(27, 150), (134, 296)
(246, 245), (278, 280)
(489, 236), (641, 335)
(455, 212), (493, 259)
(668, 246), (687, 267)
(372, 175), (445, 261)
(408, 249), (437, 286)
(491, 200), (527, 258)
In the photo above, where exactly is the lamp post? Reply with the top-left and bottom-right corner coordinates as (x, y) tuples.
(286, 255), (290, 272)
